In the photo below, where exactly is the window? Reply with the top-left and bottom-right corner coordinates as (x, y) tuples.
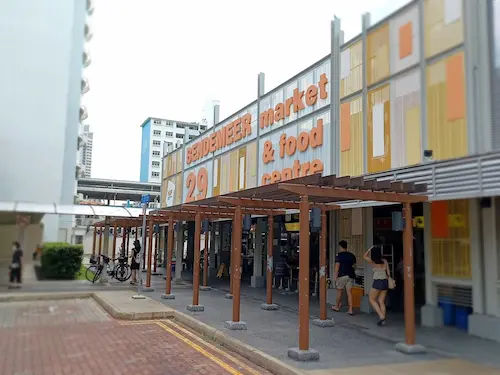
(189, 125), (197, 130)
(153, 119), (161, 125)
(176, 134), (184, 139)
(152, 161), (160, 167)
(176, 123), (185, 129)
(153, 130), (161, 136)
(151, 171), (160, 177)
(166, 121), (173, 126)
(152, 140), (161, 146)
(152, 150), (160, 156)
(166, 131), (173, 137)
(75, 235), (83, 244)
(189, 135), (196, 140)
(200, 125), (207, 131)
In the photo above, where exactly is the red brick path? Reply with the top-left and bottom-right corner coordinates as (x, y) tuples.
(0, 299), (272, 375)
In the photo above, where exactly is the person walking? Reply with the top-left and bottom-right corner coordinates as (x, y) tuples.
(9, 241), (23, 288)
(130, 240), (141, 285)
(363, 246), (390, 326)
(274, 252), (289, 290)
(332, 240), (356, 315)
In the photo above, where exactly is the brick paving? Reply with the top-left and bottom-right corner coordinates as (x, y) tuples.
(0, 299), (272, 375)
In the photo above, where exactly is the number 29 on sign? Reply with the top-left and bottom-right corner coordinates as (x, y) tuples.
(186, 167), (208, 202)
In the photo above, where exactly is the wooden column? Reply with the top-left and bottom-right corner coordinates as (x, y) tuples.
(319, 209), (327, 320)
(266, 215), (274, 305)
(193, 212), (202, 305)
(146, 219), (154, 287)
(165, 217), (174, 295)
(298, 195), (310, 350)
(92, 227), (97, 257)
(98, 229), (103, 257)
(203, 227), (209, 287)
(232, 206), (243, 322)
(153, 231), (159, 273)
(403, 203), (416, 345)
(135, 227), (138, 240)
(112, 225), (117, 259)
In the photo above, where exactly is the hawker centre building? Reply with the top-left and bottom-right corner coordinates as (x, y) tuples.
(160, 0), (500, 342)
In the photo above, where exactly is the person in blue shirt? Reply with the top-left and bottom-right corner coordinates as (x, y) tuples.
(332, 240), (356, 315)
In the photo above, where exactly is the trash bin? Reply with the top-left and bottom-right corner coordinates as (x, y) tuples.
(352, 286), (363, 308)
(455, 306), (472, 330)
(439, 298), (456, 326)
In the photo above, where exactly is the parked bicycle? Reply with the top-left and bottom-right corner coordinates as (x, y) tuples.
(85, 254), (131, 283)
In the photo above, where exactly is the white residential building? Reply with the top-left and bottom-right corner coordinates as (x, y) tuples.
(140, 117), (208, 183)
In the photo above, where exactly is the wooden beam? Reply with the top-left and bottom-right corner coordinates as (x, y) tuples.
(277, 183), (427, 203)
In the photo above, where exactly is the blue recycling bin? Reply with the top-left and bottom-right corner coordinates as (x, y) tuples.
(455, 306), (472, 330)
(439, 299), (456, 326)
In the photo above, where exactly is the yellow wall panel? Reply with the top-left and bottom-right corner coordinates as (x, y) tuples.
(367, 85), (391, 173)
(426, 52), (467, 161)
(229, 150), (239, 192)
(220, 153), (230, 195)
(424, 0), (464, 58)
(431, 199), (471, 278)
(340, 41), (363, 98)
(340, 96), (364, 176)
(238, 147), (246, 190)
(212, 157), (220, 197)
(367, 24), (390, 86)
(245, 141), (257, 189)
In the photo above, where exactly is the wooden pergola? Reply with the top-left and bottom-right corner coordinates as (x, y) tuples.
(151, 173), (427, 359)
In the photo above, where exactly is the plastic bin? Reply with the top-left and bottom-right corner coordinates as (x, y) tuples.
(455, 306), (472, 330)
(351, 287), (363, 308)
(439, 299), (456, 326)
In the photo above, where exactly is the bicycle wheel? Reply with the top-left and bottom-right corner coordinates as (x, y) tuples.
(85, 265), (98, 282)
(115, 263), (131, 282)
(92, 266), (103, 283)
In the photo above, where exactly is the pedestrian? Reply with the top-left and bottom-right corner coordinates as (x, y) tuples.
(9, 241), (23, 288)
(363, 246), (390, 326)
(130, 240), (141, 285)
(274, 252), (289, 290)
(332, 240), (356, 315)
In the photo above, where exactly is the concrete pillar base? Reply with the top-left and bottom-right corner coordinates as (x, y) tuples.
(224, 293), (233, 299)
(360, 295), (373, 313)
(312, 318), (335, 327)
(141, 287), (154, 292)
(287, 347), (320, 361)
(251, 275), (265, 288)
(260, 303), (280, 310)
(131, 294), (146, 300)
(394, 343), (426, 354)
(421, 304), (443, 327)
(200, 286), (212, 291)
(160, 293), (175, 300)
(468, 314), (500, 343)
(224, 321), (247, 330)
(186, 304), (205, 312)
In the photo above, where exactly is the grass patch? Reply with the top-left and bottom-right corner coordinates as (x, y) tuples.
(75, 264), (91, 280)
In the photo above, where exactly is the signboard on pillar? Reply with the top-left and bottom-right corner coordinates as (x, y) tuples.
(183, 161), (213, 203)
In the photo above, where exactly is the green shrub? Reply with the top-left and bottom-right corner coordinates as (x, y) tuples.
(41, 242), (83, 279)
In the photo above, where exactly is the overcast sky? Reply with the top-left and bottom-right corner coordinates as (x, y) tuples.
(84, 0), (410, 181)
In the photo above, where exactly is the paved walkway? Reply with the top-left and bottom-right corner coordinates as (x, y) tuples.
(0, 297), (273, 375)
(146, 275), (500, 373)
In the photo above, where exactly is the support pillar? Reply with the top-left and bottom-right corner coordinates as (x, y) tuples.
(175, 222), (183, 282)
(135, 227), (138, 241)
(112, 225), (117, 259)
(187, 212), (204, 312)
(225, 206), (246, 330)
(98, 229), (102, 257)
(288, 195), (319, 361)
(126, 228), (130, 257)
(251, 218), (265, 288)
(313, 209), (335, 327)
(201, 227), (211, 291)
(92, 227), (97, 258)
(144, 219), (154, 291)
(162, 217), (175, 299)
(395, 203), (425, 354)
(261, 216), (278, 311)
(153, 231), (159, 274)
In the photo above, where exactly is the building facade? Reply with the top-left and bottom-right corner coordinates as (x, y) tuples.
(0, 0), (88, 242)
(161, 0), (500, 342)
(78, 124), (94, 178)
(140, 117), (208, 183)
